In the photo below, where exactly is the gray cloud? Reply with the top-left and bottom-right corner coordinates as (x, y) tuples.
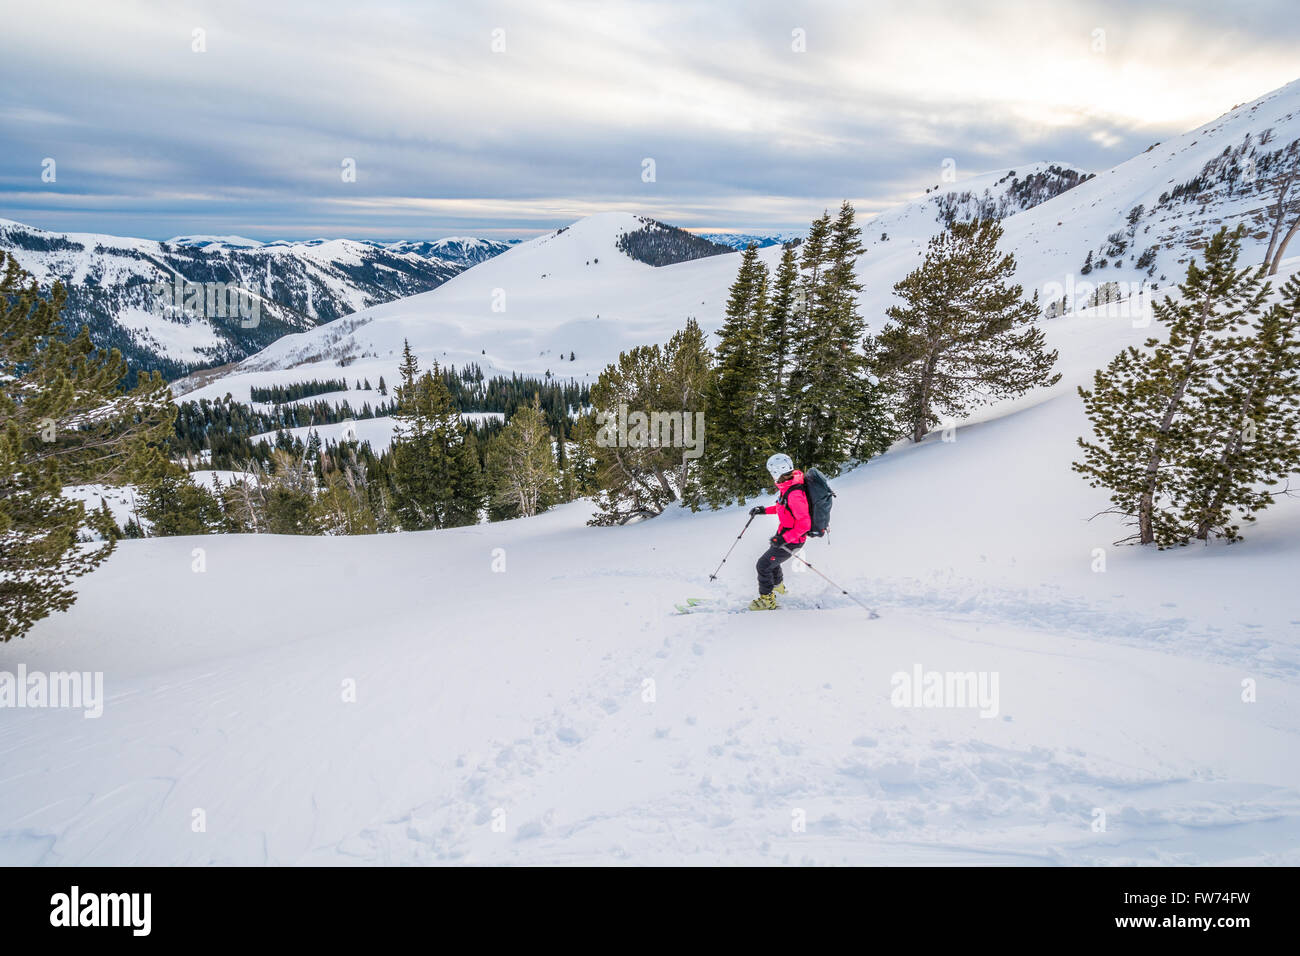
(2, 0), (1296, 238)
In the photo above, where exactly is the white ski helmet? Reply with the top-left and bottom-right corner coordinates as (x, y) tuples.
(766, 453), (794, 481)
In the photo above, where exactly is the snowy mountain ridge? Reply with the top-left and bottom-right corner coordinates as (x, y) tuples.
(165, 232), (518, 264)
(178, 77), (1300, 411)
(0, 219), (514, 377)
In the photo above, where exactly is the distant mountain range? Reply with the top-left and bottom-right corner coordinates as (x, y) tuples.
(0, 220), (516, 377)
(166, 234), (518, 268)
(697, 232), (806, 249)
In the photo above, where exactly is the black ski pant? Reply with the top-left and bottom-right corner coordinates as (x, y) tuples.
(756, 540), (802, 595)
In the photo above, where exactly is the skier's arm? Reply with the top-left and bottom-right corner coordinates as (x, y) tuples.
(783, 489), (811, 542)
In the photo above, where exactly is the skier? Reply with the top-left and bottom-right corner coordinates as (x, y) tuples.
(746, 453), (810, 610)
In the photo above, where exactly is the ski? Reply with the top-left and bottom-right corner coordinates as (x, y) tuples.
(673, 596), (877, 616)
(674, 598), (749, 614)
(674, 597), (711, 614)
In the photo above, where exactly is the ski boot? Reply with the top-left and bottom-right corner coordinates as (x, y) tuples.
(773, 582), (787, 595)
(748, 592), (779, 611)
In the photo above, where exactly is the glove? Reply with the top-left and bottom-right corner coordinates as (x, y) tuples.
(770, 534), (784, 547)
(749, 506), (766, 516)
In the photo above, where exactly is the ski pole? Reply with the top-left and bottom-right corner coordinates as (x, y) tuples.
(781, 546), (880, 618)
(708, 514), (756, 581)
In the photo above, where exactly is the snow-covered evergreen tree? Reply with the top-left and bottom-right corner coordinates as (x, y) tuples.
(878, 217), (1059, 444)
(586, 320), (712, 524)
(1, 252), (175, 640)
(389, 340), (478, 529)
(704, 245), (772, 505)
(763, 242), (800, 429)
(785, 201), (882, 471)
(1185, 272), (1300, 540)
(486, 395), (559, 519)
(1074, 226), (1271, 546)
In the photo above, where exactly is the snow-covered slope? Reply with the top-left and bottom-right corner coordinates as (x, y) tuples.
(166, 235), (266, 251)
(177, 210), (742, 402)
(8, 259), (1300, 863)
(856, 77), (1300, 320)
(0, 220), (513, 376)
(182, 78), (1300, 411)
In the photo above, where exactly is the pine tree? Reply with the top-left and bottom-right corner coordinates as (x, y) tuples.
(265, 485), (316, 534)
(388, 341), (468, 529)
(138, 473), (221, 536)
(485, 395), (558, 518)
(798, 211), (832, 307)
(784, 201), (882, 471)
(763, 243), (800, 432)
(1184, 272), (1300, 540)
(215, 477), (254, 533)
(95, 498), (122, 542)
(312, 443), (378, 535)
(397, 340), (419, 390)
(878, 217), (1060, 444)
(853, 335), (899, 462)
(554, 418), (568, 473)
(781, 212), (830, 451)
(1074, 226), (1269, 546)
(704, 246), (771, 504)
(587, 344), (670, 524)
(262, 449), (318, 534)
(564, 414), (601, 501)
(447, 426), (485, 526)
(658, 317), (713, 509)
(1, 252), (175, 640)
(585, 319), (712, 524)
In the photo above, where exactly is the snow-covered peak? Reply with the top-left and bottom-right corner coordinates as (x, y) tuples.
(166, 235), (266, 250)
(864, 161), (1094, 244)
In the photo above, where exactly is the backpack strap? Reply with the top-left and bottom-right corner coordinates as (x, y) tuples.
(777, 482), (806, 507)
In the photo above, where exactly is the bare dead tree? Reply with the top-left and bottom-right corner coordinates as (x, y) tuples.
(1264, 140), (1300, 273)
(1271, 206), (1300, 275)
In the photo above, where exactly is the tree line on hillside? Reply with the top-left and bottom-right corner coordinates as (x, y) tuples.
(249, 378), (354, 403)
(614, 218), (734, 267)
(131, 347), (585, 540)
(170, 394), (398, 467)
(169, 365), (587, 472)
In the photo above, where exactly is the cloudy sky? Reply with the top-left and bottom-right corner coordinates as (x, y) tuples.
(2, 0), (1296, 240)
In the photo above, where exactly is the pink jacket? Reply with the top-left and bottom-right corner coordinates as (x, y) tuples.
(765, 470), (811, 544)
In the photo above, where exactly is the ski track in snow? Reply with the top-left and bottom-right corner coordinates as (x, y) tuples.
(4, 474), (1298, 866)
(317, 598), (1300, 866)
